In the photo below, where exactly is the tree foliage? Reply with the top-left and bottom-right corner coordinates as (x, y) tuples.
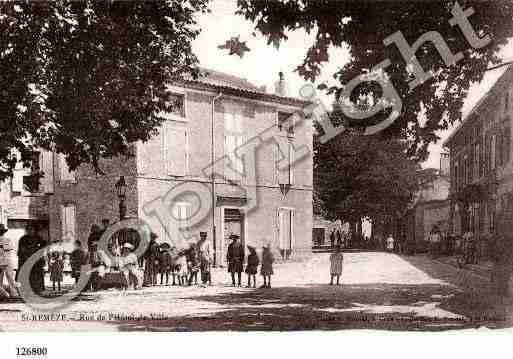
(0, 0), (209, 179)
(314, 105), (419, 223)
(236, 0), (513, 160)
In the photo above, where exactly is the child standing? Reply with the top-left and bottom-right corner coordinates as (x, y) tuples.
(49, 244), (64, 292)
(329, 245), (344, 285)
(245, 245), (259, 288)
(176, 255), (188, 286)
(260, 243), (274, 288)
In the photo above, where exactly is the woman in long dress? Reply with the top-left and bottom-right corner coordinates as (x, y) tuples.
(329, 245), (344, 285)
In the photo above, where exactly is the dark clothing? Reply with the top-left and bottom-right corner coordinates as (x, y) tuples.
(227, 242), (245, 273)
(143, 239), (159, 286)
(336, 231), (342, 246)
(158, 251), (172, 273)
(70, 248), (86, 280)
(330, 232), (335, 247)
(245, 252), (259, 275)
(17, 234), (46, 293)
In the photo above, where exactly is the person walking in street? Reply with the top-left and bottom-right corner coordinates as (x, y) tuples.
(260, 243), (274, 288)
(227, 234), (244, 287)
(329, 245), (344, 285)
(245, 245), (259, 288)
(17, 224), (46, 294)
(0, 224), (18, 299)
(386, 234), (395, 253)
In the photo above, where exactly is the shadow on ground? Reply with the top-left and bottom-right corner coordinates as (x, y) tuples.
(108, 255), (513, 332)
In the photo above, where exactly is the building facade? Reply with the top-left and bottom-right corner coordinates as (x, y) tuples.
(444, 65), (513, 252)
(1, 70), (314, 266)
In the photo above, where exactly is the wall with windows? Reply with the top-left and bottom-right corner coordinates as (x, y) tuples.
(48, 153), (138, 246)
(136, 85), (313, 262)
(448, 67), (513, 237)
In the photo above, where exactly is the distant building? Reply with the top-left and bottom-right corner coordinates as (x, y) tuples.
(443, 65), (513, 243)
(401, 167), (450, 249)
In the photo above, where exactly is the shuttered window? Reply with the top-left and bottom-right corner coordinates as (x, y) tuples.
(164, 123), (187, 176)
(40, 151), (54, 193)
(275, 138), (294, 185)
(139, 131), (162, 175)
(171, 202), (191, 239)
(277, 208), (294, 250)
(491, 135), (496, 170)
(224, 112), (244, 181)
(61, 204), (76, 240)
(504, 127), (511, 164)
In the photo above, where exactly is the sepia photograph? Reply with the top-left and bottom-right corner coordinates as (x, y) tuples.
(1, 0), (513, 357)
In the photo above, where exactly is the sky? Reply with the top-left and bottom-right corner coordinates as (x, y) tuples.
(192, 0), (513, 170)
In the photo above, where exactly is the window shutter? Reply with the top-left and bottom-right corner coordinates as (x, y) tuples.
(290, 211), (295, 250)
(485, 135), (491, 172)
(504, 127), (511, 164)
(165, 125), (187, 176)
(61, 204), (76, 240)
(40, 151), (54, 193)
(60, 205), (65, 236)
(236, 135), (245, 181)
(289, 143), (294, 185)
(491, 135), (496, 170)
(497, 133), (503, 167)
(139, 132), (162, 175)
(277, 138), (289, 185)
(278, 210), (285, 249)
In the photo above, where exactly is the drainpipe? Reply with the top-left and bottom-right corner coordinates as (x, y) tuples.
(211, 92), (223, 266)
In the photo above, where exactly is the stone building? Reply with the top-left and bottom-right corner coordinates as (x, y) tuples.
(405, 168), (450, 250)
(443, 65), (513, 253)
(1, 70), (313, 266)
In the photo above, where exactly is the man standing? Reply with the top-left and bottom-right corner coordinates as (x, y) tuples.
(227, 234), (244, 287)
(0, 224), (18, 298)
(17, 224), (46, 294)
(329, 230), (335, 248)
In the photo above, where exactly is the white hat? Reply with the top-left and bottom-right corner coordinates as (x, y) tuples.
(122, 243), (134, 250)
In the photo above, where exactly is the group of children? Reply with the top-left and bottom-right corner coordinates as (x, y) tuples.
(41, 231), (280, 292)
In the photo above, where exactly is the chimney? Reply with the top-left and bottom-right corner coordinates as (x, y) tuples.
(274, 71), (288, 97)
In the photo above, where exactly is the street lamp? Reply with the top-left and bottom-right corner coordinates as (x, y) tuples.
(115, 176), (127, 220)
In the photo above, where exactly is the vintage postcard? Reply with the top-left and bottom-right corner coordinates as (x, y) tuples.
(1, 0), (513, 357)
